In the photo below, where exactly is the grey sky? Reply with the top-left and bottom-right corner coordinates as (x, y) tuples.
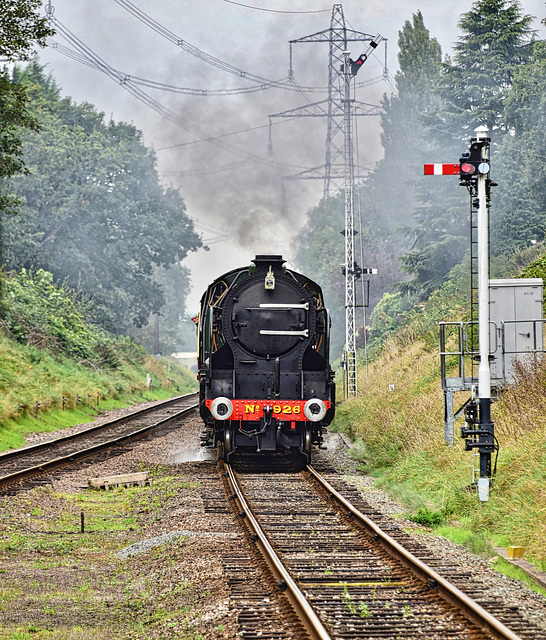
(38, 1), (546, 310)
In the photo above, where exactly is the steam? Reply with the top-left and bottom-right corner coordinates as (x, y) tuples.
(37, 0), (546, 308)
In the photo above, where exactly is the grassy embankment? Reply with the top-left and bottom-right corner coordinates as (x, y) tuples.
(0, 269), (197, 452)
(0, 334), (197, 452)
(333, 260), (546, 592)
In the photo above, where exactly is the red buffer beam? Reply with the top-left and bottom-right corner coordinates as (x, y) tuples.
(424, 163), (460, 175)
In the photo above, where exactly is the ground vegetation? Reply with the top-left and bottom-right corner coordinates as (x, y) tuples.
(0, 267), (196, 448)
(331, 248), (546, 570)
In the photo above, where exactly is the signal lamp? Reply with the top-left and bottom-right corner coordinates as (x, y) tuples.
(459, 141), (488, 181)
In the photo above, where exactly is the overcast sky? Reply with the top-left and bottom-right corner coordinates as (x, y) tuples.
(38, 0), (546, 310)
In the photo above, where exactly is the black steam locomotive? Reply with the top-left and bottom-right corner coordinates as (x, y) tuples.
(197, 255), (335, 463)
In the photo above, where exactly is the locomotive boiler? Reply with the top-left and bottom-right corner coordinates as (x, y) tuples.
(197, 255), (335, 463)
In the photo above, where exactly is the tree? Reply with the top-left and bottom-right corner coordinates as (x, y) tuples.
(492, 41), (546, 253)
(0, 1), (54, 215)
(376, 11), (448, 297)
(0, 0), (53, 62)
(401, 1), (536, 297)
(3, 63), (201, 333)
(438, 0), (534, 135)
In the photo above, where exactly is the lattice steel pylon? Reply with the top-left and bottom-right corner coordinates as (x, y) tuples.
(342, 50), (357, 397)
(269, 5), (384, 398)
(270, 4), (381, 200)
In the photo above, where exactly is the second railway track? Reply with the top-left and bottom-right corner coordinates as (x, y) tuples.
(222, 459), (546, 640)
(0, 392), (198, 492)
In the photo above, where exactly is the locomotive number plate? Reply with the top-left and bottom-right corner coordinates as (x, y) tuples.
(205, 399), (331, 421)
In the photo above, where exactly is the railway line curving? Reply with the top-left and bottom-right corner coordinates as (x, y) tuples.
(0, 392), (198, 493)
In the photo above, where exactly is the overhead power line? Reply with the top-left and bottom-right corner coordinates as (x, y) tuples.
(113, 0), (333, 94)
(45, 9), (321, 175)
(222, 0), (330, 14)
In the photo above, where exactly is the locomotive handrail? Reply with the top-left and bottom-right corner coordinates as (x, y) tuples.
(260, 329), (309, 337)
(258, 303), (310, 310)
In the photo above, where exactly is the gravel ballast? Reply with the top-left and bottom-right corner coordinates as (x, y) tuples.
(0, 404), (544, 638)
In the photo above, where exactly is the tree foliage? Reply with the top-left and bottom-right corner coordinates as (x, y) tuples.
(492, 41), (546, 254)
(3, 63), (201, 335)
(0, 0), (53, 62)
(0, 0), (54, 215)
(2, 267), (144, 366)
(401, 0), (536, 297)
(296, 1), (546, 355)
(440, 0), (535, 134)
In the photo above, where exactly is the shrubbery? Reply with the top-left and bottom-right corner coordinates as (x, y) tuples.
(1, 268), (144, 367)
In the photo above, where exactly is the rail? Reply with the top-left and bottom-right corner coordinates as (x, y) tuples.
(0, 393), (198, 488)
(223, 461), (333, 640)
(306, 464), (522, 640)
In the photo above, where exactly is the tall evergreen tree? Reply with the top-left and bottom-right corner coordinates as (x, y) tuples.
(377, 11), (446, 298)
(438, 0), (535, 135)
(401, 0), (535, 297)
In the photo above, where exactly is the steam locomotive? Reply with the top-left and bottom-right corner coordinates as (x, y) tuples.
(197, 255), (335, 463)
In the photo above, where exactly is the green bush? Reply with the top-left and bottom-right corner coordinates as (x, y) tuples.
(1, 269), (145, 368)
(407, 507), (446, 527)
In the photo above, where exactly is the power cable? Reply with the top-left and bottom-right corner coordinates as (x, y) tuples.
(47, 14), (313, 172)
(222, 0), (330, 14)
(113, 0), (327, 93)
(156, 116), (301, 151)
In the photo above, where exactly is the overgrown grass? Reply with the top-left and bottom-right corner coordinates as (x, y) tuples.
(332, 265), (546, 582)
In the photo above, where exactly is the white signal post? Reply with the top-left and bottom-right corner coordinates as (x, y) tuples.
(475, 125), (492, 502)
(425, 126), (494, 502)
(342, 50), (357, 399)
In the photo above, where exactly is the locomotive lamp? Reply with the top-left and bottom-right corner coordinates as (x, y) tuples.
(304, 398), (327, 422)
(265, 266), (275, 290)
(210, 397), (234, 420)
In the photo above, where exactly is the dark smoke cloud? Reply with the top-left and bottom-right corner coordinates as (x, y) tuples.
(38, 0), (546, 308)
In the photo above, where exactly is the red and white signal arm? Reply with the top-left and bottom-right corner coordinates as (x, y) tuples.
(423, 163), (460, 175)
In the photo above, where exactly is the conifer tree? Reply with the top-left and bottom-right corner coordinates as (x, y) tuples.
(439, 0), (534, 135)
(400, 0), (535, 297)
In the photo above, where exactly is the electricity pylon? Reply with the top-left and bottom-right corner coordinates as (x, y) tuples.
(270, 4), (382, 200)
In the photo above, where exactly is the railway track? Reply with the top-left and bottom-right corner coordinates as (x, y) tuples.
(222, 460), (545, 640)
(0, 392), (198, 493)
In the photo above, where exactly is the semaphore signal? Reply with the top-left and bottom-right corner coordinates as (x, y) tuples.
(423, 163), (460, 175)
(424, 129), (497, 503)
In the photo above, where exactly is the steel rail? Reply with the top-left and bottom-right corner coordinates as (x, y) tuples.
(0, 401), (198, 488)
(0, 392), (198, 464)
(223, 462), (333, 640)
(306, 464), (523, 640)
